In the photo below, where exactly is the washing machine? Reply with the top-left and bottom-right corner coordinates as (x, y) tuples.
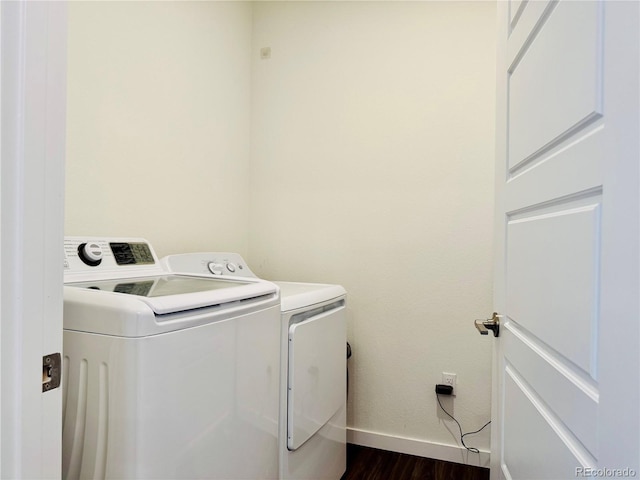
(162, 253), (347, 480)
(62, 238), (281, 480)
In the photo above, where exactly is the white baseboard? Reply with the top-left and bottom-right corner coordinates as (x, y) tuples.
(347, 427), (491, 469)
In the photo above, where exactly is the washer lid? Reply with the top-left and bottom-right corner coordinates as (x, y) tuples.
(66, 274), (276, 315)
(274, 281), (346, 312)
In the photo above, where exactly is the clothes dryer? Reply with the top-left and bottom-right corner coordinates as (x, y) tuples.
(62, 238), (281, 480)
(162, 253), (347, 480)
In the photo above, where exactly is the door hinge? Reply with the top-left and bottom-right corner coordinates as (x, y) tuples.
(42, 353), (61, 392)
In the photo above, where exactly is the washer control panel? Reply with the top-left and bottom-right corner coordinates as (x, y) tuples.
(64, 237), (160, 277)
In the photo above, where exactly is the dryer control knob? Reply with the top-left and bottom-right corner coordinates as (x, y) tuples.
(78, 242), (103, 266)
(207, 262), (224, 275)
(226, 263), (237, 273)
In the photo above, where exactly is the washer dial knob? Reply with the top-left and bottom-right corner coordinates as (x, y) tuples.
(226, 263), (237, 273)
(78, 242), (103, 266)
(207, 262), (224, 275)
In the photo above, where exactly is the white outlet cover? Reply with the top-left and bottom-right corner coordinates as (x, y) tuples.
(442, 372), (457, 390)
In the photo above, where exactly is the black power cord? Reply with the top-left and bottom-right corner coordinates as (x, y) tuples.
(346, 342), (352, 397)
(436, 392), (491, 454)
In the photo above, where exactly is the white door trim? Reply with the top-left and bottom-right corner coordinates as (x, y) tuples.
(1, 1), (67, 478)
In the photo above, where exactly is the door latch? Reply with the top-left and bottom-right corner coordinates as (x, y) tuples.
(42, 353), (61, 392)
(474, 312), (501, 337)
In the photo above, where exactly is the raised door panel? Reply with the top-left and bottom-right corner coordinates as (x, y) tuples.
(508, 1), (602, 172)
(506, 195), (601, 377)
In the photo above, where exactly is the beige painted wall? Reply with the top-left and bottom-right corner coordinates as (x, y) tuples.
(250, 1), (497, 460)
(66, 0), (497, 463)
(66, 1), (253, 258)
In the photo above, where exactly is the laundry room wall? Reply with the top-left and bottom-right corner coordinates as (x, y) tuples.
(249, 1), (496, 464)
(65, 1), (253, 257)
(65, 0), (497, 466)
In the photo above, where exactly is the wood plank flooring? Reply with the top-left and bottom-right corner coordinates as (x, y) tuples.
(341, 444), (490, 480)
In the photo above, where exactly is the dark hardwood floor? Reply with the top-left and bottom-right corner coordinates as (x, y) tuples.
(341, 444), (490, 480)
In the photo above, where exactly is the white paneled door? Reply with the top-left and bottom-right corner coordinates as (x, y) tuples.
(492, 1), (639, 479)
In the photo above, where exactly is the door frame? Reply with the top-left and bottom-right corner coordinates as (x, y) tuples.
(490, 2), (508, 474)
(1, 1), (67, 477)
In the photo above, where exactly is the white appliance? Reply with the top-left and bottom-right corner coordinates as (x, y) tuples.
(62, 238), (281, 480)
(162, 253), (347, 480)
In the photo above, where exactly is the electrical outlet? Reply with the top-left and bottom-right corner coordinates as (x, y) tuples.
(442, 372), (457, 393)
